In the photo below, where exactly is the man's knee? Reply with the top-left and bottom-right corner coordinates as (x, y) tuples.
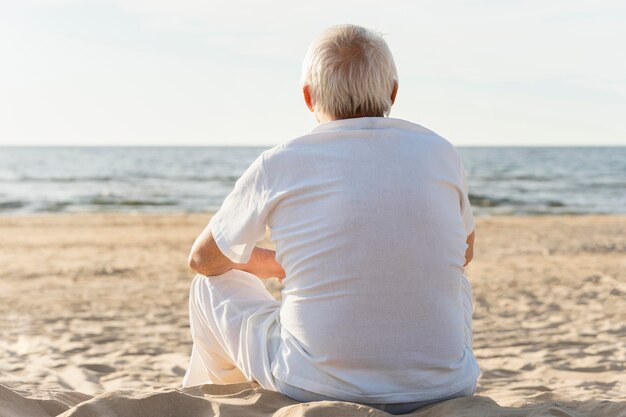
(189, 274), (205, 303)
(189, 272), (228, 300)
(188, 270), (251, 315)
(188, 273), (225, 329)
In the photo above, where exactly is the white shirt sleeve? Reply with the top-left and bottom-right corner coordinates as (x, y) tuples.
(459, 155), (475, 236)
(208, 154), (269, 263)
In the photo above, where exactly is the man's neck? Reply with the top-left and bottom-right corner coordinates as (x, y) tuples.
(317, 112), (385, 123)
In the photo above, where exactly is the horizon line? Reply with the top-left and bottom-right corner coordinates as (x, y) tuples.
(1, 144), (625, 148)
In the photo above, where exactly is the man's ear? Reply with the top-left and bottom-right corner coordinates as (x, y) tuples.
(303, 85), (315, 112)
(390, 81), (398, 105)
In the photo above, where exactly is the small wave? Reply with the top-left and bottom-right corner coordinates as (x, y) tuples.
(470, 194), (569, 211)
(38, 201), (71, 212)
(12, 176), (115, 183)
(475, 174), (556, 182)
(87, 197), (178, 207)
(469, 194), (523, 207)
(585, 181), (626, 190)
(6, 174), (241, 183)
(178, 175), (241, 183)
(132, 174), (242, 183)
(0, 200), (26, 210)
(509, 175), (554, 182)
(517, 208), (585, 216)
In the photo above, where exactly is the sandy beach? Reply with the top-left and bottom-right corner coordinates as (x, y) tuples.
(0, 213), (624, 416)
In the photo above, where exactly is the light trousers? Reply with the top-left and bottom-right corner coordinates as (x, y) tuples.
(183, 270), (476, 415)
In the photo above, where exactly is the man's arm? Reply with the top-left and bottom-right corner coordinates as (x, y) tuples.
(464, 231), (475, 267)
(188, 223), (285, 279)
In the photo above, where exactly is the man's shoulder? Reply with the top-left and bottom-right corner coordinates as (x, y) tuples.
(258, 131), (323, 163)
(260, 117), (460, 164)
(388, 118), (458, 150)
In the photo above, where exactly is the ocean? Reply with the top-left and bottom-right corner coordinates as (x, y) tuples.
(0, 146), (624, 216)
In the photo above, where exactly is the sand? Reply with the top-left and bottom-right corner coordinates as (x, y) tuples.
(0, 213), (624, 416)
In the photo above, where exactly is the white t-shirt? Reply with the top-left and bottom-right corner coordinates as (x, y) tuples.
(209, 117), (480, 403)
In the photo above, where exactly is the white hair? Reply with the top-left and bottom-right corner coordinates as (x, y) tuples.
(301, 24), (398, 120)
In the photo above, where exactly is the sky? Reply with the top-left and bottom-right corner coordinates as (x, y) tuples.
(1, 0), (625, 146)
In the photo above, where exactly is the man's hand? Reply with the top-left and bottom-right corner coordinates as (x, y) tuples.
(464, 231), (475, 267)
(240, 247), (286, 280)
(188, 224), (285, 279)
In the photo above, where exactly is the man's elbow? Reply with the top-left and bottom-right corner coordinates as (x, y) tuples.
(188, 249), (230, 276)
(188, 251), (213, 276)
(188, 251), (203, 273)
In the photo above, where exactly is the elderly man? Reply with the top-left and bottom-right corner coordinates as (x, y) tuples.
(183, 24), (480, 414)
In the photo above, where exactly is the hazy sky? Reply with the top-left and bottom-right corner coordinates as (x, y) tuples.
(1, 0), (625, 146)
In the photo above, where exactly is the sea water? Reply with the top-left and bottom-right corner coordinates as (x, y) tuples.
(0, 146), (624, 216)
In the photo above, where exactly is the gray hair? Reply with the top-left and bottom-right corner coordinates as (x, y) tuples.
(301, 24), (398, 120)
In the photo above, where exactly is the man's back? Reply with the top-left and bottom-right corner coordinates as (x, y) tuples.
(186, 25), (479, 411)
(254, 117), (479, 402)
